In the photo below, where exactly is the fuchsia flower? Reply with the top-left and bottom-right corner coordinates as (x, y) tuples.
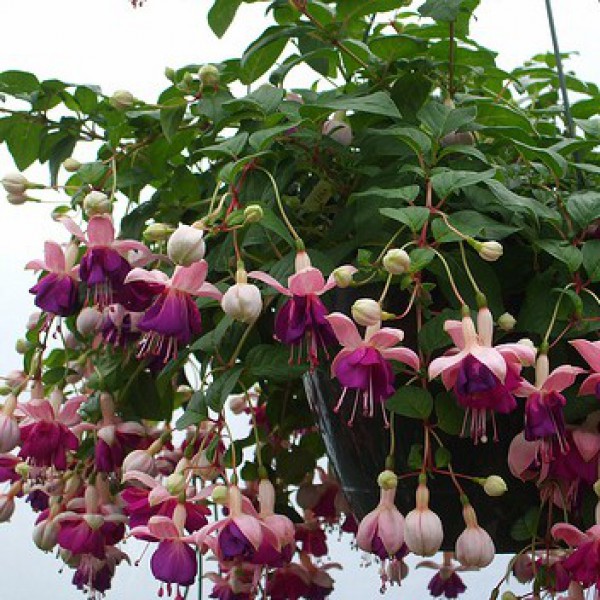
(454, 504), (494, 568)
(571, 340), (600, 399)
(515, 353), (584, 461)
(70, 546), (128, 598)
(26, 240), (80, 317)
(131, 505), (197, 598)
(428, 307), (535, 442)
(125, 260), (221, 362)
(207, 564), (259, 599)
(61, 214), (152, 307)
(249, 252), (356, 367)
(325, 313), (419, 425)
(18, 390), (84, 470)
(404, 481), (444, 557)
(418, 554), (469, 599)
(552, 522), (600, 591)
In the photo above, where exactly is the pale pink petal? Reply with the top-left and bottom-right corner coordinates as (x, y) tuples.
(497, 343), (536, 366)
(247, 271), (291, 296)
(171, 261), (208, 293)
(18, 399), (55, 421)
(128, 524), (152, 539)
(470, 346), (507, 382)
(572, 426), (600, 463)
(43, 241), (66, 272)
(444, 320), (465, 349)
(122, 471), (159, 489)
(551, 523), (589, 547)
(59, 217), (86, 241)
(368, 328), (404, 349)
(356, 511), (379, 552)
(380, 347), (420, 371)
(147, 516), (180, 540)
(325, 313), (362, 348)
(124, 268), (169, 287)
(322, 266), (357, 293)
(288, 268), (326, 296)
(428, 352), (465, 382)
(233, 514), (263, 550)
(25, 259), (46, 271)
(59, 396), (86, 426)
(579, 373), (600, 397)
(260, 521), (282, 551)
(571, 339), (600, 372)
(264, 515), (295, 545)
(148, 486), (172, 507)
(195, 282), (223, 301)
(112, 240), (151, 257)
(508, 433), (539, 480)
(377, 509), (404, 556)
(116, 421), (146, 436)
(194, 520), (222, 546)
(543, 366), (585, 393)
(87, 215), (115, 246)
(514, 378), (538, 398)
(477, 307), (494, 347)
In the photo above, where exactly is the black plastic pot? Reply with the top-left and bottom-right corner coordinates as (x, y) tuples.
(303, 369), (539, 552)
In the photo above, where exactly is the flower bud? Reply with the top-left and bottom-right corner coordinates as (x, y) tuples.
(243, 204), (263, 224)
(167, 224), (206, 266)
(7, 192), (28, 205)
(322, 115), (352, 146)
(0, 414), (20, 453)
(63, 158), (82, 172)
(377, 470), (398, 490)
(0, 495), (15, 522)
(332, 265), (356, 288)
(228, 393), (249, 415)
(383, 248), (411, 275)
(165, 472), (187, 496)
(122, 449), (157, 476)
(2, 172), (28, 195)
(83, 191), (111, 217)
(212, 485), (228, 505)
(76, 307), (103, 336)
(164, 67), (176, 82)
(198, 64), (220, 87)
(497, 312), (516, 332)
(109, 89), (135, 111)
(440, 131), (476, 147)
(221, 278), (262, 324)
(143, 222), (175, 242)
(501, 593), (518, 600)
(455, 504), (495, 568)
(352, 298), (381, 327)
(26, 312), (42, 330)
(15, 338), (31, 354)
(404, 483), (444, 557)
(482, 475), (507, 497)
(476, 240), (503, 262)
(33, 519), (59, 551)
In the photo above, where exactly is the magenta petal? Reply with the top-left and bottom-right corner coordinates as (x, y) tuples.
(150, 540), (197, 586)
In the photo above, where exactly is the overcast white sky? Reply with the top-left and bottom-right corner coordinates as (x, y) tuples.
(0, 0), (598, 598)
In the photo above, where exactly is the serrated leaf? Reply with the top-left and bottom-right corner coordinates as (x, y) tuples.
(537, 240), (582, 272)
(417, 102), (477, 139)
(409, 248), (435, 273)
(431, 168), (496, 198)
(205, 365), (243, 412)
(380, 206), (430, 233)
(512, 140), (567, 178)
(486, 179), (560, 221)
(386, 386), (434, 420)
(352, 185), (420, 204)
(303, 91), (402, 120)
(160, 102), (186, 143)
(583, 240), (600, 282)
(566, 191), (600, 230)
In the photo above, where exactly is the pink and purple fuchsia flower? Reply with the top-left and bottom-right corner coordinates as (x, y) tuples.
(249, 252), (356, 368)
(325, 313), (419, 426)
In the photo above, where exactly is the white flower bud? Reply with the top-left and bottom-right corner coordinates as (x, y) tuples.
(332, 266), (355, 288)
(15, 338), (31, 354)
(212, 485), (229, 505)
(122, 450), (157, 476)
(477, 241), (503, 262)
(383, 249), (411, 275)
(63, 158), (82, 172)
(221, 281), (262, 323)
(517, 338), (536, 351)
(497, 312), (516, 332)
(243, 204), (263, 224)
(109, 90), (135, 111)
(143, 222), (175, 242)
(322, 118), (352, 146)
(33, 519), (59, 551)
(167, 225), (206, 266)
(482, 475), (507, 497)
(7, 192), (27, 205)
(352, 298), (381, 327)
(83, 191), (111, 217)
(2, 173), (28, 195)
(377, 470), (398, 490)
(198, 64), (220, 87)
(76, 307), (103, 336)
(165, 473), (187, 496)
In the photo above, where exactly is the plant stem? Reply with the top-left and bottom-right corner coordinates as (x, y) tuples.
(459, 242), (482, 296)
(542, 284), (575, 345)
(448, 21), (456, 99)
(431, 248), (467, 306)
(257, 167), (301, 242)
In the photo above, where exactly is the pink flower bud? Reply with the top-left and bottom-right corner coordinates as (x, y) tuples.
(0, 414), (20, 453)
(167, 225), (206, 266)
(221, 281), (262, 323)
(351, 298), (381, 327)
(83, 191), (111, 217)
(322, 118), (352, 146)
(228, 393), (249, 415)
(512, 553), (534, 584)
(0, 495), (15, 522)
(76, 307), (103, 336)
(26, 312), (42, 330)
(455, 504), (495, 568)
(332, 265), (356, 288)
(122, 449), (157, 476)
(404, 483), (443, 557)
(33, 519), (59, 551)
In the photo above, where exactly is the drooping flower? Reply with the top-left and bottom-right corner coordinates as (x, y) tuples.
(428, 307), (535, 442)
(571, 339), (600, 399)
(404, 480), (444, 557)
(61, 214), (152, 307)
(418, 554), (469, 599)
(249, 252), (356, 367)
(515, 353), (584, 461)
(125, 261), (221, 362)
(552, 522), (600, 591)
(454, 504), (495, 568)
(326, 313), (419, 425)
(26, 241), (80, 317)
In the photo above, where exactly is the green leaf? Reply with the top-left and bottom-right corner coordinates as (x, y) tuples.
(249, 121), (301, 151)
(74, 86), (98, 113)
(276, 446), (316, 485)
(537, 240), (582, 272)
(511, 507), (540, 541)
(47, 134), (78, 187)
(352, 185), (420, 204)
(160, 102), (186, 143)
(566, 192), (600, 230)
(390, 71), (432, 122)
(205, 366), (243, 412)
(246, 345), (306, 381)
(418, 0), (465, 21)
(430, 168), (496, 198)
(417, 102), (476, 139)
(435, 446), (452, 468)
(124, 370), (172, 421)
(582, 240), (600, 282)
(255, 204), (295, 248)
(303, 91), (402, 120)
(176, 391), (209, 429)
(0, 70), (40, 95)
(380, 206), (429, 233)
(435, 392), (464, 435)
(386, 386), (434, 420)
(485, 179), (560, 221)
(240, 27), (289, 85)
(5, 120), (42, 170)
(512, 140), (567, 178)
(574, 118), (600, 138)
(407, 443), (424, 470)
(202, 132), (249, 159)
(432, 210), (519, 242)
(208, 0), (241, 38)
(409, 247), (436, 273)
(370, 35), (427, 62)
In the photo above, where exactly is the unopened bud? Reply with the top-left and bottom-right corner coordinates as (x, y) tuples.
(167, 225), (206, 266)
(377, 470), (398, 490)
(109, 90), (135, 111)
(83, 191), (111, 217)
(164, 67), (176, 82)
(475, 240), (503, 262)
(198, 64), (220, 87)
(165, 472), (187, 496)
(143, 222), (175, 243)
(501, 593), (518, 600)
(332, 265), (356, 288)
(2, 173), (28, 195)
(76, 307), (103, 336)
(322, 117), (352, 146)
(221, 276), (262, 324)
(15, 339), (31, 354)
(63, 158), (82, 172)
(440, 131), (476, 147)
(517, 338), (536, 351)
(243, 204), (263, 224)
(7, 192), (28, 205)
(228, 393), (248, 415)
(497, 312), (516, 332)
(482, 475), (507, 497)
(0, 496), (15, 522)
(383, 248), (411, 275)
(352, 298), (381, 327)
(212, 485), (228, 505)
